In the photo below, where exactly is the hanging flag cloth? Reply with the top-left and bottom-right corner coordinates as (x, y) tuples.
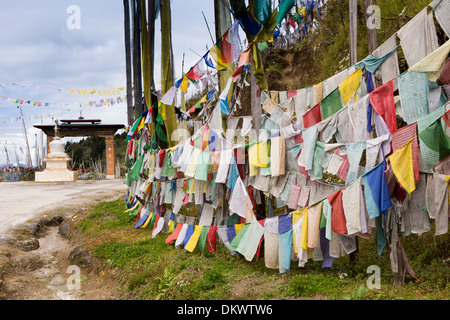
(356, 45), (400, 73)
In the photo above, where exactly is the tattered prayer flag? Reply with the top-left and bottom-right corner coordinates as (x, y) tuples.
(302, 103), (322, 128)
(339, 68), (362, 105)
(369, 80), (397, 133)
(388, 139), (416, 197)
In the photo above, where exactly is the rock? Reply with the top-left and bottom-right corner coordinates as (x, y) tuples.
(58, 220), (71, 239)
(29, 223), (42, 237)
(45, 215), (65, 227)
(68, 246), (93, 268)
(14, 239), (40, 252)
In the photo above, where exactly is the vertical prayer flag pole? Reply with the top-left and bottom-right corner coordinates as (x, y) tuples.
(349, 0), (358, 66)
(349, 0), (359, 264)
(364, 0), (378, 54)
(123, 0), (134, 126)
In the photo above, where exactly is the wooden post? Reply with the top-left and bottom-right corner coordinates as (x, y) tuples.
(349, 0), (359, 265)
(349, 0), (358, 66)
(123, 0), (134, 126)
(365, 0), (378, 54)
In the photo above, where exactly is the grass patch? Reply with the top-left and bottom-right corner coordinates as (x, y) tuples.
(73, 196), (449, 300)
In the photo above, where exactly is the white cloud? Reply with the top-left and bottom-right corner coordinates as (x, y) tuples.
(0, 0), (216, 165)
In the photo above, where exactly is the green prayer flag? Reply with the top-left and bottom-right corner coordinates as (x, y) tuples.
(229, 223), (251, 251)
(254, 8), (278, 43)
(194, 151), (211, 181)
(130, 153), (145, 181)
(277, 0), (295, 25)
(320, 87), (343, 119)
(161, 151), (175, 177)
(418, 119), (450, 161)
(253, 0), (272, 26)
(199, 226), (210, 255)
(235, 219), (264, 261)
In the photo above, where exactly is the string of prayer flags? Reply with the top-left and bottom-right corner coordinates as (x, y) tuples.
(67, 87), (125, 95)
(388, 139), (416, 197)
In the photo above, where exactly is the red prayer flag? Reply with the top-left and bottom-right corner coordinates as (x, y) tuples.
(442, 109), (450, 128)
(186, 63), (205, 80)
(369, 80), (397, 133)
(206, 226), (218, 254)
(328, 189), (347, 235)
(165, 223), (184, 245)
(288, 90), (298, 99)
(302, 103), (322, 128)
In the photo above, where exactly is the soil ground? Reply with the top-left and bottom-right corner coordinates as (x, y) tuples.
(0, 179), (128, 300)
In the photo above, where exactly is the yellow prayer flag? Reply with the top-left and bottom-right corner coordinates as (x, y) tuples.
(388, 139), (416, 197)
(292, 208), (307, 253)
(235, 223), (244, 235)
(141, 213), (153, 229)
(298, 6), (306, 17)
(313, 83), (323, 105)
(339, 68), (362, 105)
(168, 220), (175, 234)
(249, 142), (269, 167)
(249, 164), (258, 177)
(137, 115), (145, 132)
(180, 76), (190, 93)
(209, 45), (228, 71)
(184, 225), (203, 252)
(300, 210), (309, 250)
(445, 176), (450, 205)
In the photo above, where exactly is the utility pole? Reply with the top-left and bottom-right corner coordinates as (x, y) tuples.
(349, 0), (358, 66)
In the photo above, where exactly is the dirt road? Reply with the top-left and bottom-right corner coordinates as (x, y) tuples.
(0, 179), (128, 236)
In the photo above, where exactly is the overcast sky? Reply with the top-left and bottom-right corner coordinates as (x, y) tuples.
(0, 0), (216, 165)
